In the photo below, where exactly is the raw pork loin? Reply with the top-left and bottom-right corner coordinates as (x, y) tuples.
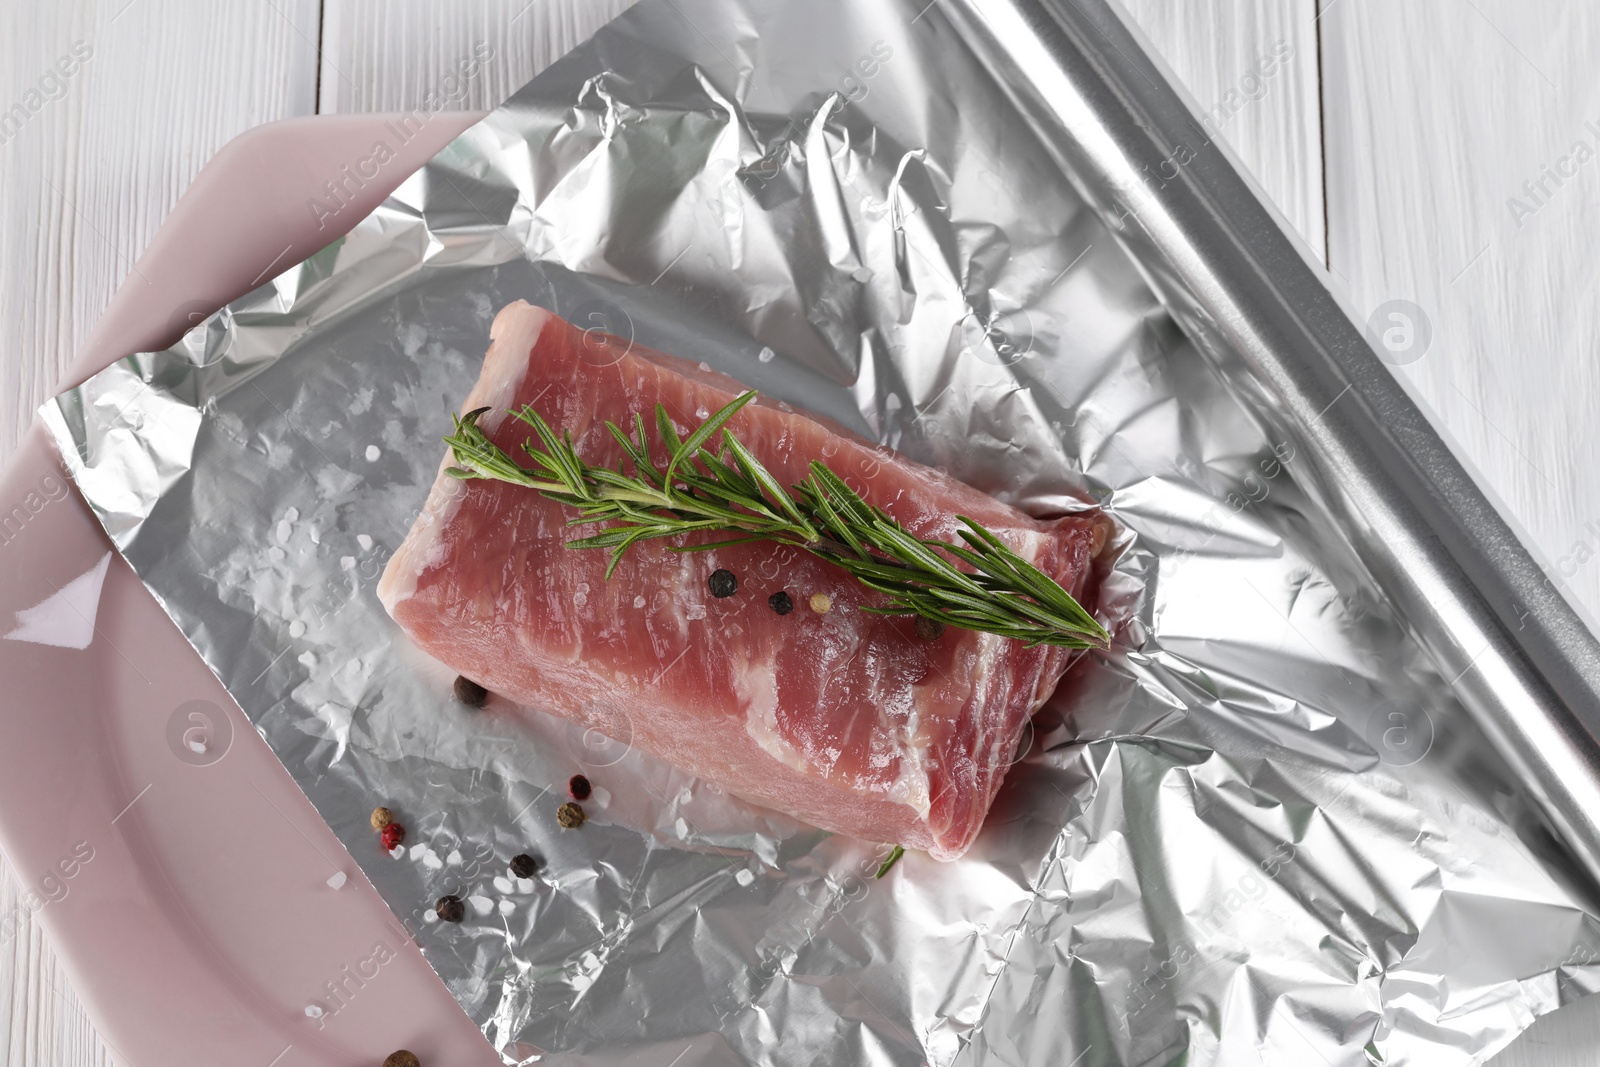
(380, 302), (1107, 860)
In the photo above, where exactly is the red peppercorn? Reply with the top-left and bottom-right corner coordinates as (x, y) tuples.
(568, 774), (592, 801)
(380, 822), (406, 851)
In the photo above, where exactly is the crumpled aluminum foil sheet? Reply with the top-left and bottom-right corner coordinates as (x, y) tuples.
(39, 0), (1600, 1063)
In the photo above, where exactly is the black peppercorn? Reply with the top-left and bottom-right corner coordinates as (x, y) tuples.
(556, 802), (586, 829)
(435, 894), (466, 923)
(383, 1052), (422, 1067)
(509, 853), (540, 879)
(914, 616), (946, 641)
(568, 774), (592, 800)
(768, 590), (794, 615)
(453, 675), (489, 707)
(708, 568), (738, 598)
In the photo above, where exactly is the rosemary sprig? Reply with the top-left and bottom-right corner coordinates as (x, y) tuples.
(875, 845), (907, 878)
(441, 391), (1109, 649)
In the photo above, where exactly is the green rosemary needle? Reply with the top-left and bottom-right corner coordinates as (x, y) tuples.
(441, 390), (1109, 649)
(875, 845), (907, 878)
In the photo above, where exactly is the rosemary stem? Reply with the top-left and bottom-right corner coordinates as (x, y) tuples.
(441, 392), (1110, 649)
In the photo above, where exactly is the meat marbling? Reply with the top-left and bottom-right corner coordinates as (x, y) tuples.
(379, 301), (1107, 860)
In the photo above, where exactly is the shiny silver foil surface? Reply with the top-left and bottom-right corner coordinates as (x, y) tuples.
(40, 0), (1600, 1063)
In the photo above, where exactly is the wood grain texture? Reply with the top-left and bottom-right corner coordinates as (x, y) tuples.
(0, 1), (319, 1063)
(0, 869), (110, 1067)
(1321, 0), (1600, 624)
(1120, 0), (1326, 261)
(0, 0), (320, 462)
(1321, 2), (1600, 1063)
(317, 0), (638, 114)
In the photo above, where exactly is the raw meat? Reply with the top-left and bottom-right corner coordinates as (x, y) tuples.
(379, 302), (1108, 860)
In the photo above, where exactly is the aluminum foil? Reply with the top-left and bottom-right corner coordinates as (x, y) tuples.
(39, 0), (1600, 1063)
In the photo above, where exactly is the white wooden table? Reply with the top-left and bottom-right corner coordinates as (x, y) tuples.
(2, 0), (1596, 1062)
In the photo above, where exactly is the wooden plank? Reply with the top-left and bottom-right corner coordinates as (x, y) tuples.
(1120, 0), (1326, 261)
(317, 0), (639, 114)
(1321, 0), (1600, 622)
(0, 870), (110, 1067)
(0, 0), (321, 462)
(1320, 1), (1600, 1063)
(0, 2), (321, 1062)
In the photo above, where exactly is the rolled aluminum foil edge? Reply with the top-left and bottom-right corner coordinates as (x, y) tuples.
(952, 0), (1600, 895)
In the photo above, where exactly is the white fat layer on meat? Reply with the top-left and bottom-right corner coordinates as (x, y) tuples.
(969, 632), (1006, 782)
(474, 306), (546, 434)
(1015, 526), (1045, 564)
(885, 703), (932, 818)
(868, 646), (932, 819)
(736, 657), (814, 776)
(378, 305), (545, 608)
(376, 473), (464, 608)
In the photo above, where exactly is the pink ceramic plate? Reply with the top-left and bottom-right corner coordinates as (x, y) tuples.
(0, 113), (505, 1067)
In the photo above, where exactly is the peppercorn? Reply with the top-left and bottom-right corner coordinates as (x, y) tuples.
(370, 806), (395, 831)
(435, 894), (465, 923)
(509, 853), (540, 879)
(809, 592), (832, 614)
(556, 802), (586, 829)
(708, 568), (738, 598)
(380, 822), (406, 851)
(383, 1052), (422, 1067)
(568, 774), (592, 801)
(768, 590), (794, 615)
(914, 616), (946, 641)
(453, 675), (489, 707)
